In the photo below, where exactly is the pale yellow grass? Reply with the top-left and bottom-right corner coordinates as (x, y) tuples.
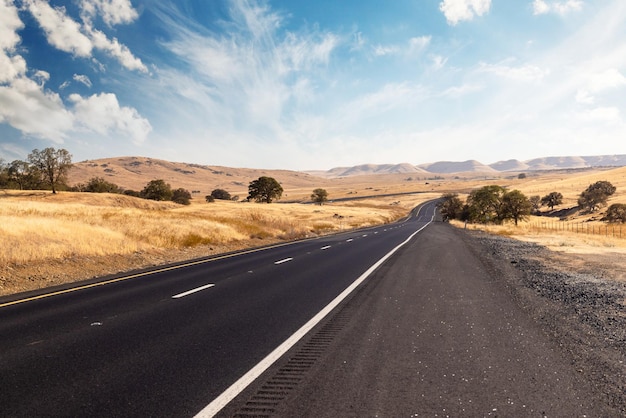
(0, 190), (412, 267)
(452, 216), (626, 256)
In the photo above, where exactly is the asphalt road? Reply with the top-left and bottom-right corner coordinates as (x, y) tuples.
(0, 201), (437, 417)
(218, 222), (609, 417)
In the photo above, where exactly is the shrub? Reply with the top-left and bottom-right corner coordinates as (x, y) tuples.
(172, 188), (192, 205)
(211, 189), (232, 200)
(604, 203), (626, 223)
(141, 179), (173, 201)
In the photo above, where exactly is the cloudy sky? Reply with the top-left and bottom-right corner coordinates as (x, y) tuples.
(1, 0), (626, 169)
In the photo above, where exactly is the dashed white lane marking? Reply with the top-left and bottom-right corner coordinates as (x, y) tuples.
(321, 246), (332, 250)
(195, 219), (433, 418)
(274, 258), (294, 265)
(346, 239), (354, 242)
(172, 284), (215, 299)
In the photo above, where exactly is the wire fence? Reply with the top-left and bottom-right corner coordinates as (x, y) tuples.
(528, 221), (624, 238)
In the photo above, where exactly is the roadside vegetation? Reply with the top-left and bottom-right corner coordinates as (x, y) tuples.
(0, 189), (418, 295)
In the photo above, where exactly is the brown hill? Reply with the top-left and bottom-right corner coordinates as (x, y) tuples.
(69, 156), (331, 199)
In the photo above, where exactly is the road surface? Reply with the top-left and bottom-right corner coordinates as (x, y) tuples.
(0, 201), (435, 416)
(218, 221), (609, 417)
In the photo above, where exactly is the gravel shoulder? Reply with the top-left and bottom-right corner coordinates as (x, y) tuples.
(461, 229), (626, 414)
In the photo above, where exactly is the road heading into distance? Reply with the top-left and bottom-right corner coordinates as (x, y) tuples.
(0, 200), (437, 416)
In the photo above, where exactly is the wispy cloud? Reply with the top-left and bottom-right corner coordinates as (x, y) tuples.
(73, 74), (92, 88)
(152, 0), (341, 148)
(372, 36), (431, 58)
(532, 0), (584, 16)
(478, 60), (550, 82)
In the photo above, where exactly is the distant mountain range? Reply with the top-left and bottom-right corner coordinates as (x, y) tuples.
(311, 155), (626, 177)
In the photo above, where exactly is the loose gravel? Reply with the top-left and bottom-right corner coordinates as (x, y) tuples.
(463, 230), (626, 414)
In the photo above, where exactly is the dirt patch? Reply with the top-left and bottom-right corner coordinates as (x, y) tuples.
(462, 230), (626, 414)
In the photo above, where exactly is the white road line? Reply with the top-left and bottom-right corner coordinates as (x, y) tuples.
(274, 258), (293, 265)
(172, 284), (215, 299)
(346, 239), (353, 242)
(195, 219), (432, 418)
(320, 245), (331, 250)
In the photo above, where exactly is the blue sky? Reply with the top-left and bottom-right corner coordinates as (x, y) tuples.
(1, 0), (626, 170)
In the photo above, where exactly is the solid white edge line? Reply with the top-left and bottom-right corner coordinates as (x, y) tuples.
(172, 284), (216, 299)
(194, 219), (432, 417)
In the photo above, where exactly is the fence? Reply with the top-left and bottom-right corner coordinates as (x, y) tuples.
(528, 221), (624, 238)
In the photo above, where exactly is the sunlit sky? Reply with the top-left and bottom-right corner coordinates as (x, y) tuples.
(1, 0), (626, 170)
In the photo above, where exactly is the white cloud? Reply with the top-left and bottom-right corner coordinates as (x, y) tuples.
(588, 68), (626, 92)
(73, 74), (93, 88)
(85, 24), (148, 72)
(0, 77), (74, 142)
(532, 0), (584, 16)
(575, 69), (626, 105)
(69, 92), (152, 144)
(24, 0), (93, 57)
(372, 36), (431, 58)
(478, 60), (550, 82)
(156, 0), (340, 140)
(80, 0), (139, 26)
(0, 0), (23, 51)
(441, 83), (483, 98)
(280, 32), (338, 72)
(532, 0), (550, 15)
(24, 0), (146, 72)
(578, 106), (621, 123)
(0, 46), (27, 83)
(439, 0), (491, 25)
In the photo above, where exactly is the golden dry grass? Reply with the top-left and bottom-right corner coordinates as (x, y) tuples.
(0, 190), (418, 268)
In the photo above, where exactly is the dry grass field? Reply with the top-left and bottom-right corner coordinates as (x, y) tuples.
(0, 188), (435, 295)
(3, 161), (626, 296)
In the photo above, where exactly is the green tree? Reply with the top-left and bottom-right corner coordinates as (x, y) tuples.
(83, 177), (122, 193)
(8, 160), (37, 190)
(0, 159), (8, 188)
(171, 188), (192, 205)
(247, 176), (283, 203)
(604, 203), (626, 223)
(437, 193), (464, 221)
(123, 189), (141, 198)
(466, 185), (507, 224)
(211, 189), (232, 200)
(540, 192), (563, 210)
(311, 188), (329, 205)
(501, 190), (532, 226)
(27, 147), (72, 194)
(578, 181), (616, 212)
(141, 179), (173, 201)
(529, 195), (541, 214)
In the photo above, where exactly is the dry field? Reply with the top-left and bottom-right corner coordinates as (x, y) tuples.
(3, 163), (626, 296)
(0, 189), (434, 296)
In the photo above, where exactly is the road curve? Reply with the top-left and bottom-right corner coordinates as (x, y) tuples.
(0, 200), (437, 417)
